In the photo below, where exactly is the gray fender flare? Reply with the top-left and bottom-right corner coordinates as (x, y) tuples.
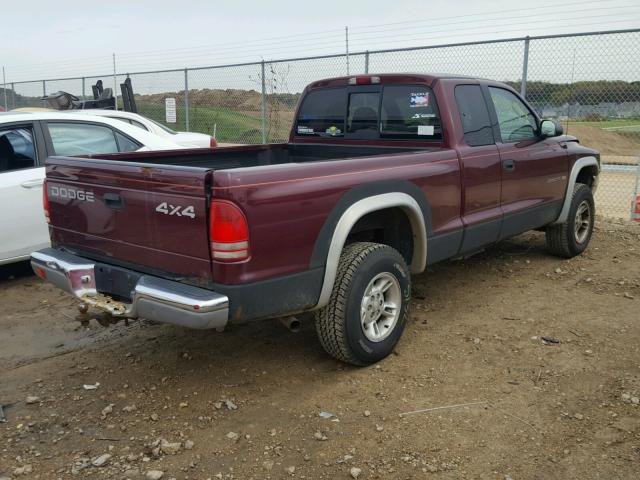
(553, 156), (600, 224)
(313, 192), (427, 309)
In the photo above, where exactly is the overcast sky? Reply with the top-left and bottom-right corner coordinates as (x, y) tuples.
(2, 0), (639, 84)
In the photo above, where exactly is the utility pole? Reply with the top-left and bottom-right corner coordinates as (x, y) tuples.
(345, 26), (350, 75)
(261, 61), (267, 144)
(2, 67), (7, 111)
(113, 53), (118, 110)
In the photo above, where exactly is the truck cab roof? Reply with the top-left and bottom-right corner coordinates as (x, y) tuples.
(305, 73), (493, 90)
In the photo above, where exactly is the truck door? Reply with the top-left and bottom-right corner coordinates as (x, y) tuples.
(486, 86), (569, 239)
(453, 84), (503, 254)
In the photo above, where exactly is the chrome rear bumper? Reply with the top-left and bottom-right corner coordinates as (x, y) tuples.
(31, 248), (228, 330)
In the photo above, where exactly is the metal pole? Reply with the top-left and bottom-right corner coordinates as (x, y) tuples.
(184, 68), (190, 132)
(632, 158), (640, 222)
(261, 61), (267, 144)
(113, 53), (118, 110)
(82, 77), (86, 100)
(520, 36), (530, 98)
(2, 67), (7, 111)
(42, 80), (46, 107)
(11, 82), (15, 109)
(345, 26), (350, 75)
(364, 51), (369, 74)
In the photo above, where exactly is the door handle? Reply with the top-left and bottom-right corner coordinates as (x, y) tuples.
(103, 192), (124, 209)
(502, 159), (515, 172)
(20, 179), (44, 189)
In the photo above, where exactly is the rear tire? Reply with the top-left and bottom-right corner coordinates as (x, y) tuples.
(314, 242), (411, 366)
(546, 183), (595, 258)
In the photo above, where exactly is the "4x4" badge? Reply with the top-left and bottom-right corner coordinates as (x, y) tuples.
(155, 202), (195, 218)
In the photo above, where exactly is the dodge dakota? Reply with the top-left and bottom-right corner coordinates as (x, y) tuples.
(31, 74), (600, 365)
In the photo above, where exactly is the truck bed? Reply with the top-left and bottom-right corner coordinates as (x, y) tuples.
(87, 143), (432, 170)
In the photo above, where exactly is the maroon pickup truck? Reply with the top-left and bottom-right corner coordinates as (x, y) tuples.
(32, 74), (600, 365)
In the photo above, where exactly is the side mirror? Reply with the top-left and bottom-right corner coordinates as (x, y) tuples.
(540, 119), (563, 138)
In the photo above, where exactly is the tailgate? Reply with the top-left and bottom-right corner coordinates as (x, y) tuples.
(46, 156), (213, 284)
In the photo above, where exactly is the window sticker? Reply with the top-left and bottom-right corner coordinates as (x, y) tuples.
(417, 125), (435, 136)
(411, 113), (436, 119)
(410, 92), (429, 108)
(297, 126), (314, 134)
(325, 125), (342, 136)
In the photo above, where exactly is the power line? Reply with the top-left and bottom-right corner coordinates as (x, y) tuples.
(350, 5), (640, 37)
(6, 6), (639, 82)
(9, 0), (629, 74)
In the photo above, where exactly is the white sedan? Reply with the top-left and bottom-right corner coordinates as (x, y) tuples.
(70, 109), (217, 148)
(0, 112), (183, 265)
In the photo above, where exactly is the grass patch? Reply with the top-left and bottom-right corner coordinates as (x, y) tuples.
(135, 103), (290, 143)
(570, 118), (640, 130)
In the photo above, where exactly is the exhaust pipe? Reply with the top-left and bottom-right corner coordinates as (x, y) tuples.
(279, 316), (301, 333)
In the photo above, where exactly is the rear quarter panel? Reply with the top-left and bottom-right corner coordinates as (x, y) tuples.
(212, 149), (462, 285)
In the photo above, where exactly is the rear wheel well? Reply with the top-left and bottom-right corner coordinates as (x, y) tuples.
(576, 165), (598, 188)
(345, 208), (414, 266)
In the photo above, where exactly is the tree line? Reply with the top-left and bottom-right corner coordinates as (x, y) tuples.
(505, 80), (640, 105)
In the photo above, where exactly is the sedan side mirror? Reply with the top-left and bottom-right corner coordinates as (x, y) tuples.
(540, 119), (563, 138)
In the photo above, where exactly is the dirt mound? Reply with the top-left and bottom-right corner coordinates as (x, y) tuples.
(135, 89), (297, 112)
(566, 124), (640, 156)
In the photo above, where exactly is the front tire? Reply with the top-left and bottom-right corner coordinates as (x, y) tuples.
(314, 242), (411, 366)
(546, 183), (595, 258)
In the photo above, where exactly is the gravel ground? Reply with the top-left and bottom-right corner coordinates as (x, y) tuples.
(1, 221), (639, 480)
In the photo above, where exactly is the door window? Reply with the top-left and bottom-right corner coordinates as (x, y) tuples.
(489, 87), (538, 142)
(0, 127), (36, 172)
(454, 85), (494, 146)
(48, 123), (140, 156)
(115, 131), (142, 152)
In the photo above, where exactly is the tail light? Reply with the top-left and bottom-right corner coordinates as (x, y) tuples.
(43, 180), (50, 224)
(209, 137), (218, 148)
(348, 76), (380, 85)
(209, 200), (249, 261)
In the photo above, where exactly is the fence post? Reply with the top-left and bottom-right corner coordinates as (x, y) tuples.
(184, 68), (190, 132)
(11, 83), (15, 109)
(520, 36), (530, 98)
(261, 61), (267, 144)
(82, 77), (86, 100)
(42, 80), (46, 107)
(365, 51), (370, 74)
(631, 159), (640, 222)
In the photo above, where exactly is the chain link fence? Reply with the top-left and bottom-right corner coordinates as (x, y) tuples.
(2, 29), (639, 221)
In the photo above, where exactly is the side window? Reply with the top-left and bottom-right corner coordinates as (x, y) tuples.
(489, 87), (538, 142)
(48, 123), (119, 156)
(454, 85), (494, 147)
(115, 131), (142, 152)
(347, 92), (379, 136)
(295, 87), (346, 137)
(0, 127), (36, 172)
(381, 85), (442, 139)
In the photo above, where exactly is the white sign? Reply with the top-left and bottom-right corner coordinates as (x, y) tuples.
(417, 125), (434, 136)
(165, 97), (176, 123)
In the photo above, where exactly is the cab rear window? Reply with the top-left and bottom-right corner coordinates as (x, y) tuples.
(295, 88), (346, 137)
(295, 84), (441, 140)
(380, 85), (442, 140)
